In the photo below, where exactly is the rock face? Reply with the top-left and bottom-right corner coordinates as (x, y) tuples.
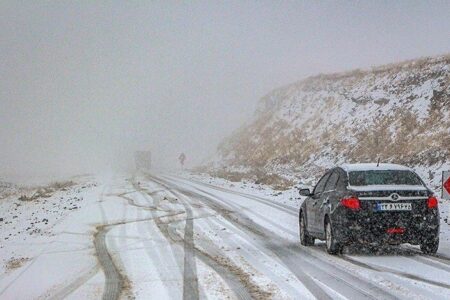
(209, 54), (450, 189)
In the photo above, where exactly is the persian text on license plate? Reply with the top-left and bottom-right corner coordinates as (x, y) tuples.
(376, 203), (412, 211)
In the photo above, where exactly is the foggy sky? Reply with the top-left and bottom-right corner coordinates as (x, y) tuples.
(1, 1), (449, 178)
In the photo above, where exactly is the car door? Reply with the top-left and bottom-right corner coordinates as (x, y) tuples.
(319, 170), (340, 234)
(308, 172), (331, 233)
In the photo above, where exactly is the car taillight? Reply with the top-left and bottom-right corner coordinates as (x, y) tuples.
(387, 227), (405, 234)
(427, 196), (438, 209)
(341, 197), (361, 210)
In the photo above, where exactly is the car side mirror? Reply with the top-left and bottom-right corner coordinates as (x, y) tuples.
(299, 188), (312, 197)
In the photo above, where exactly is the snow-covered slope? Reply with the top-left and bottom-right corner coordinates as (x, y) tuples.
(209, 54), (450, 190)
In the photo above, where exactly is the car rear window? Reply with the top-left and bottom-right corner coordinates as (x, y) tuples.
(348, 170), (423, 186)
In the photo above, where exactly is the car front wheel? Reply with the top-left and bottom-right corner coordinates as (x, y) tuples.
(325, 219), (342, 255)
(299, 212), (315, 246)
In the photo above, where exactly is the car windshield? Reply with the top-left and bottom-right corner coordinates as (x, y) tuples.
(348, 170), (423, 186)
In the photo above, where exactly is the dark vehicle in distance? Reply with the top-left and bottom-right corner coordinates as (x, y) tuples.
(298, 163), (440, 255)
(134, 151), (152, 171)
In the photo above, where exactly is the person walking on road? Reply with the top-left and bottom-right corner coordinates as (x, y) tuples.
(178, 153), (186, 169)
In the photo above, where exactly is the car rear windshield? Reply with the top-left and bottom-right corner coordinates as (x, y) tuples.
(348, 170), (423, 186)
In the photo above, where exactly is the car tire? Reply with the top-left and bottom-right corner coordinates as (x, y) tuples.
(299, 212), (315, 246)
(325, 219), (342, 255)
(420, 237), (439, 255)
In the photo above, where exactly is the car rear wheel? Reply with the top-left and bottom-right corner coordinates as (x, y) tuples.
(420, 237), (439, 255)
(299, 212), (315, 246)
(325, 219), (342, 255)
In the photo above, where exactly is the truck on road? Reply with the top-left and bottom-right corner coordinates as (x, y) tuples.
(134, 151), (152, 171)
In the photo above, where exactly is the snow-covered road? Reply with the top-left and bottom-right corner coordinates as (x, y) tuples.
(2, 173), (450, 299)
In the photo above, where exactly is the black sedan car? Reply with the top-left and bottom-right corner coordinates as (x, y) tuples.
(298, 163), (440, 254)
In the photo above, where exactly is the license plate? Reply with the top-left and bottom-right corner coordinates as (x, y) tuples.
(376, 203), (412, 211)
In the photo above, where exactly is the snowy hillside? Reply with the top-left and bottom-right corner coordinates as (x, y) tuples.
(0, 181), (17, 199)
(208, 54), (450, 190)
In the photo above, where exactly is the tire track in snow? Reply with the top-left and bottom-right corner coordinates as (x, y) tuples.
(402, 245), (450, 269)
(140, 176), (258, 300)
(95, 207), (184, 300)
(203, 216), (305, 298)
(150, 183), (200, 300)
(117, 187), (185, 299)
(196, 187), (298, 236)
(156, 175), (400, 300)
(37, 187), (106, 300)
(131, 181), (200, 300)
(96, 189), (124, 300)
(95, 188), (173, 300)
(94, 225), (124, 300)
(341, 255), (450, 289)
(413, 255), (450, 273)
(47, 264), (100, 300)
(133, 197), (181, 299)
(164, 208), (255, 299)
(165, 175), (297, 216)
(169, 175), (450, 294)
(176, 188), (340, 299)
(178, 195), (200, 300)
(149, 175), (331, 300)
(161, 216), (254, 300)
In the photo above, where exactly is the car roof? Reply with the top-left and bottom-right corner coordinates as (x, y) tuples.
(339, 163), (413, 172)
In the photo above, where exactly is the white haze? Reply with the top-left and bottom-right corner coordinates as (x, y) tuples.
(1, 1), (449, 179)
